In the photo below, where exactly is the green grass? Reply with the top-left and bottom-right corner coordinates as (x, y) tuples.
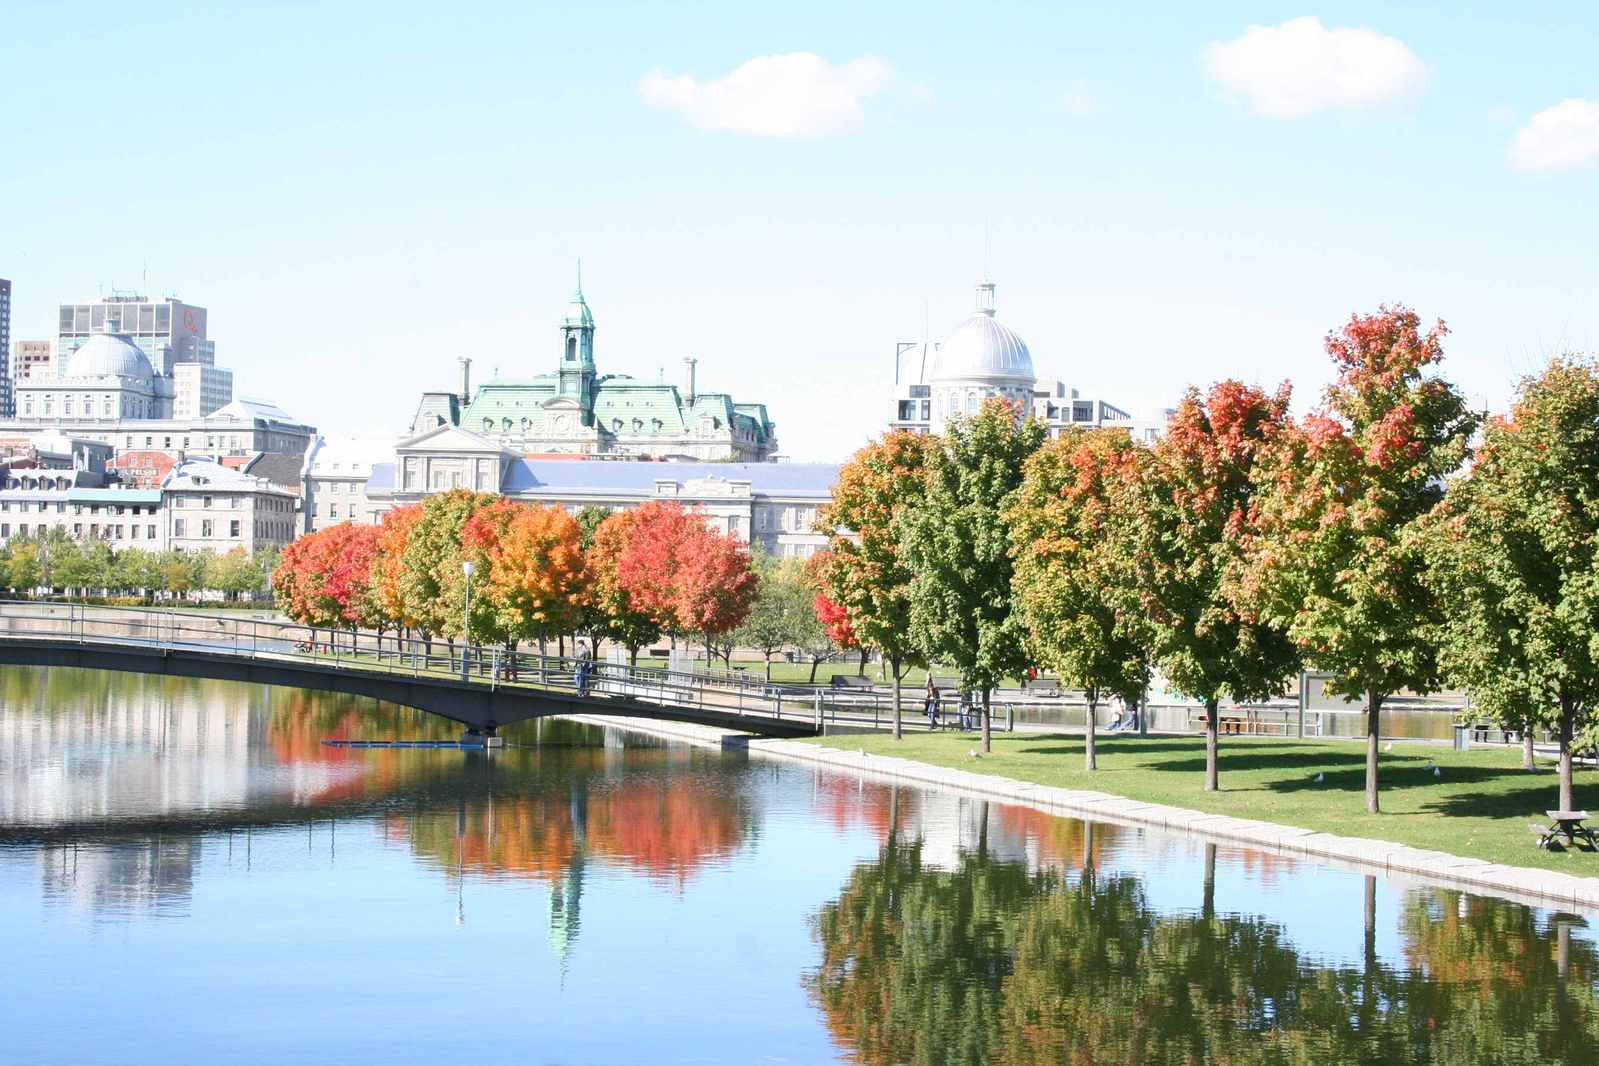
(798, 730), (1596, 874)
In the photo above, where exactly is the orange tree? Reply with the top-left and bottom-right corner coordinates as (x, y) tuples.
(325, 523), (386, 641)
(482, 503), (589, 652)
(1125, 382), (1301, 791)
(371, 504), (423, 642)
(458, 498), (525, 649)
(586, 508), (661, 665)
(815, 430), (930, 738)
(1008, 429), (1151, 771)
(1239, 307), (1474, 813)
(273, 527), (344, 634)
(397, 489), (497, 650)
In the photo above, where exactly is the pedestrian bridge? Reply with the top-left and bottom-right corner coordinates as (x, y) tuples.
(0, 602), (821, 740)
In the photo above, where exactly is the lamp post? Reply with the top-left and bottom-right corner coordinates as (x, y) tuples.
(461, 559), (474, 682)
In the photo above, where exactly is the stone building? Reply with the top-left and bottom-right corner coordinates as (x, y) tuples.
(409, 281), (778, 461)
(890, 279), (1166, 444)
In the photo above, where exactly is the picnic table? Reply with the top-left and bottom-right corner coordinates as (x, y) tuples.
(1533, 810), (1598, 850)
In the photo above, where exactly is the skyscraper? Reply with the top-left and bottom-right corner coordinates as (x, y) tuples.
(0, 279), (12, 418)
(57, 293), (214, 376)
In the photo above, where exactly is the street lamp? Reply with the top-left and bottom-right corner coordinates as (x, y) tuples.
(461, 559), (475, 682)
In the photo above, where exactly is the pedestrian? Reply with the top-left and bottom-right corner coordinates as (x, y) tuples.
(574, 642), (592, 697)
(923, 677), (939, 725)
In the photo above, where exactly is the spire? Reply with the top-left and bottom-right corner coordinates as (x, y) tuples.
(575, 258), (583, 299)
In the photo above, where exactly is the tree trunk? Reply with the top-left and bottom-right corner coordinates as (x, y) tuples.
(981, 688), (992, 753)
(628, 643), (640, 668)
(1202, 843), (1216, 920)
(1084, 687), (1098, 771)
(890, 655), (902, 741)
(1366, 689), (1382, 815)
(764, 654), (772, 681)
(1559, 690), (1576, 813)
(1138, 682), (1149, 738)
(808, 657), (821, 684)
(1524, 729), (1536, 771)
(1204, 696), (1220, 792)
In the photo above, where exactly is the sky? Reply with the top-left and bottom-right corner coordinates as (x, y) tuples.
(2, 1), (1597, 459)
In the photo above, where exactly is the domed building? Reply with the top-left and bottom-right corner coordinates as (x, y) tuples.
(891, 278), (1160, 442)
(16, 328), (164, 420)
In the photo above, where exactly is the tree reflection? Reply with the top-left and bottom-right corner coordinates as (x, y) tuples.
(811, 841), (1599, 1065)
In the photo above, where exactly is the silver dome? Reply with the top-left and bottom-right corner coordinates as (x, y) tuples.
(929, 282), (1036, 386)
(67, 333), (156, 381)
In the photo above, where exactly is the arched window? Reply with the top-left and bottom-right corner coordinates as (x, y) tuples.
(566, 335), (577, 362)
(947, 393), (958, 417)
(482, 418), (493, 432)
(966, 392), (978, 415)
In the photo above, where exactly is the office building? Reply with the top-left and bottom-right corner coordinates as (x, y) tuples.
(57, 293), (215, 376)
(12, 339), (55, 383)
(0, 279), (11, 418)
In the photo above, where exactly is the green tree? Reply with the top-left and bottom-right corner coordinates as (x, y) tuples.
(732, 550), (812, 679)
(160, 549), (204, 600)
(902, 399), (1046, 750)
(1420, 357), (1599, 811)
(1129, 382), (1302, 791)
(7, 540), (41, 592)
(398, 489), (495, 645)
(1241, 307), (1474, 812)
(1008, 429), (1151, 770)
(816, 429), (930, 739)
(113, 548), (163, 599)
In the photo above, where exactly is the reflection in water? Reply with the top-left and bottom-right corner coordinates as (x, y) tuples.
(4, 668), (1599, 1064)
(811, 823), (1599, 1064)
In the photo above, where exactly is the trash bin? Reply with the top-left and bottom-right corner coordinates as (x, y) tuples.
(1453, 723), (1470, 751)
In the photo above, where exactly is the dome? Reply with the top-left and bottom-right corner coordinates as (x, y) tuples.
(67, 333), (155, 381)
(929, 281), (1035, 386)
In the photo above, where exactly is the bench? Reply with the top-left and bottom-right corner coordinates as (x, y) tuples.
(1021, 678), (1060, 697)
(1197, 712), (1248, 735)
(830, 675), (875, 690)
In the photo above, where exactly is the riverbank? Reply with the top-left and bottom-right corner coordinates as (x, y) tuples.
(564, 714), (1599, 912)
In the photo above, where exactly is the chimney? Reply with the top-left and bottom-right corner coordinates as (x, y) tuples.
(684, 356), (698, 406)
(458, 357), (472, 404)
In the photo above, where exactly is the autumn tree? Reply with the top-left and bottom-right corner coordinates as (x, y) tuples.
(482, 503), (589, 652)
(1008, 429), (1151, 771)
(398, 489), (496, 649)
(733, 550), (811, 679)
(586, 508), (660, 666)
(902, 399), (1046, 751)
(1123, 382), (1301, 791)
(618, 501), (758, 667)
(371, 505), (423, 640)
(1240, 307), (1474, 813)
(1420, 358), (1599, 811)
(811, 583), (865, 675)
(816, 430), (930, 738)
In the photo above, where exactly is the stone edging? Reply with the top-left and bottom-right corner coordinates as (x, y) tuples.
(561, 714), (1599, 915)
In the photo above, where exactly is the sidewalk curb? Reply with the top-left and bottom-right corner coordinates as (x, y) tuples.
(561, 714), (1599, 915)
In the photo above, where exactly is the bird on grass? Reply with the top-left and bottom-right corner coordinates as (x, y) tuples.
(1433, 766), (1443, 779)
(969, 749), (981, 759)
(1384, 742), (1394, 752)
(1313, 772), (1325, 783)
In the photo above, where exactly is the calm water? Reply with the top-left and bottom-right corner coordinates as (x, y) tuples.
(2, 669), (1596, 1065)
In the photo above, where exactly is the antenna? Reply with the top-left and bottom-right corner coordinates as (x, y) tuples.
(576, 258), (582, 292)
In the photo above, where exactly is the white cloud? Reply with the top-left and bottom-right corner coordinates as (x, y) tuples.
(1509, 98), (1599, 171)
(639, 52), (892, 138)
(1203, 16), (1425, 119)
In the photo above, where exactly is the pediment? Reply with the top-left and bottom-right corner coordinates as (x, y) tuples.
(395, 422), (513, 456)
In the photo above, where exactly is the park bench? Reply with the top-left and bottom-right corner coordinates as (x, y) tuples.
(1197, 711), (1248, 735)
(830, 675), (875, 690)
(1021, 678), (1060, 697)
(1533, 811), (1598, 850)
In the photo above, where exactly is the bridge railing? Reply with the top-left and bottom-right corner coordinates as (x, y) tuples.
(0, 600), (931, 731)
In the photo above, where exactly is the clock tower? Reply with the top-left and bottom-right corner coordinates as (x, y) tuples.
(558, 267), (596, 426)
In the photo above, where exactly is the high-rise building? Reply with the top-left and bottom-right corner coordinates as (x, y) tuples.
(12, 340), (55, 382)
(0, 279), (12, 418)
(57, 293), (214, 376)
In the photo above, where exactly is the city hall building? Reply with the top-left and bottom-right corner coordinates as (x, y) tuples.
(408, 281), (779, 462)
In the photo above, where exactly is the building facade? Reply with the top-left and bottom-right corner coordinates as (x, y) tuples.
(0, 279), (12, 418)
(327, 424), (835, 558)
(57, 293), (215, 376)
(0, 456), (296, 554)
(890, 279), (1165, 444)
(12, 339), (54, 384)
(301, 435), (394, 531)
(409, 281), (779, 462)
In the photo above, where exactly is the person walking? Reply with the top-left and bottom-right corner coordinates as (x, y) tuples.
(923, 677), (939, 726)
(574, 643), (593, 698)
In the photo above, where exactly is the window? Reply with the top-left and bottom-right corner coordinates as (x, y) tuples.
(201, 520), (213, 538)
(131, 525), (140, 539)
(147, 524), (156, 539)
(174, 519), (186, 537)
(329, 504), (338, 519)
(203, 495), (213, 508)
(229, 519), (241, 538)
(966, 392), (978, 415)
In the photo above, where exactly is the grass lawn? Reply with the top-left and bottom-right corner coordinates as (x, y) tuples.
(799, 730), (1597, 874)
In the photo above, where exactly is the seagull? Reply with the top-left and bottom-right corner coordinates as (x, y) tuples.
(1313, 772), (1325, 783)
(1423, 760), (1436, 771)
(1384, 742), (1394, 752)
(1433, 766), (1442, 778)
(969, 749), (981, 758)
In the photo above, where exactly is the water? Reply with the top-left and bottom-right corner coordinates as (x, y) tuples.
(2, 669), (1595, 1065)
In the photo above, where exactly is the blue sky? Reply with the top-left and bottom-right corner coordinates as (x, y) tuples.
(3, 1), (1597, 458)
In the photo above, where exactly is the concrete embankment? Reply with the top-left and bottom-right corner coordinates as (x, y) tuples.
(562, 713), (1599, 915)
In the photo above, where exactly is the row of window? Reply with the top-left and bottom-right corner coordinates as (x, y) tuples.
(173, 519), (243, 539)
(0, 500), (154, 516)
(1, 521), (157, 541)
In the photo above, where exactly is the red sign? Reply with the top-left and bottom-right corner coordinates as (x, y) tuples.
(111, 450), (178, 488)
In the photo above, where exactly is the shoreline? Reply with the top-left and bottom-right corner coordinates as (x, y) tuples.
(561, 712), (1599, 915)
